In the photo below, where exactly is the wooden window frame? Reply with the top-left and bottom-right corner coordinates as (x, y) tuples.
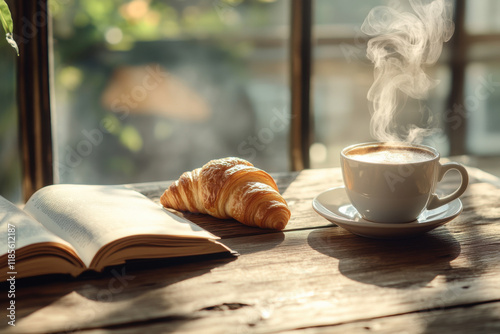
(14, 0), (53, 201)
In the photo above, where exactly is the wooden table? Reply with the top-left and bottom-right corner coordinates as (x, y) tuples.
(2, 167), (500, 333)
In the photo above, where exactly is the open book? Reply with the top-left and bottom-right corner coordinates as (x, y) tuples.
(0, 184), (233, 281)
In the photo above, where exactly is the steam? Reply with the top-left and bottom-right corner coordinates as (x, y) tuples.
(361, 0), (454, 143)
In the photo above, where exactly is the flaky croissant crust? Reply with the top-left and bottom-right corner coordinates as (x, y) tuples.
(160, 157), (290, 230)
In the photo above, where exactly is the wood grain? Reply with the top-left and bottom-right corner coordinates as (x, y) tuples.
(1, 167), (499, 334)
(49, 301), (500, 334)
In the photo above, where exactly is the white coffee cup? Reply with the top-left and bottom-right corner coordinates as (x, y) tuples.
(340, 142), (469, 223)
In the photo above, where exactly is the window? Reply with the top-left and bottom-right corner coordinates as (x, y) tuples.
(51, 0), (291, 186)
(464, 0), (500, 155)
(310, 0), (500, 174)
(2, 0), (500, 202)
(311, 0), (452, 167)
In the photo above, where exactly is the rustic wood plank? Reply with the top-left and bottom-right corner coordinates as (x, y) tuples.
(2, 167), (498, 334)
(49, 300), (500, 334)
(3, 200), (499, 334)
(278, 301), (500, 334)
(276, 302), (499, 334)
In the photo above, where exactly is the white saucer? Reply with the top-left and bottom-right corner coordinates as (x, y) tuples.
(312, 186), (463, 239)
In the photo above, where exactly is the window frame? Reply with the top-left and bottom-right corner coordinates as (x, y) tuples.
(14, 0), (54, 201)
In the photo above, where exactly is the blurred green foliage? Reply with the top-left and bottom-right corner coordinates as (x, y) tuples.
(49, 0), (283, 54)
(50, 0), (287, 185)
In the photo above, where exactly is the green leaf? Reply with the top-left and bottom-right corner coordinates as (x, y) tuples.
(0, 1), (18, 55)
(0, 0), (14, 34)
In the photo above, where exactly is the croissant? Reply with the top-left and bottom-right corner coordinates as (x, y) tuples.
(160, 157), (290, 230)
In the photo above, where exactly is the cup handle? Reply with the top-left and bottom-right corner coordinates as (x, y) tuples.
(426, 162), (469, 210)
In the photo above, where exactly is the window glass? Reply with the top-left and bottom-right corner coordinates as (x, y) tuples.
(311, 0), (450, 168)
(465, 63), (500, 155)
(464, 0), (500, 156)
(0, 42), (22, 203)
(50, 0), (290, 185)
(465, 0), (500, 34)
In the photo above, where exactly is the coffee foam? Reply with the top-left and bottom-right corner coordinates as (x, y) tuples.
(346, 145), (435, 164)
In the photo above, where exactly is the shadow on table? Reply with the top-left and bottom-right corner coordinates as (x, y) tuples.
(307, 227), (463, 289)
(173, 211), (284, 239)
(221, 230), (286, 255)
(0, 252), (235, 333)
(147, 172), (299, 240)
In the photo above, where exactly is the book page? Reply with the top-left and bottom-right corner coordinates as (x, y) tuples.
(24, 184), (221, 268)
(0, 196), (79, 256)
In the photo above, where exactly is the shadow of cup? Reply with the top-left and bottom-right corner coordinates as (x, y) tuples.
(307, 227), (461, 289)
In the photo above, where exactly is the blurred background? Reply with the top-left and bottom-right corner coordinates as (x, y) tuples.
(1, 0), (500, 203)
